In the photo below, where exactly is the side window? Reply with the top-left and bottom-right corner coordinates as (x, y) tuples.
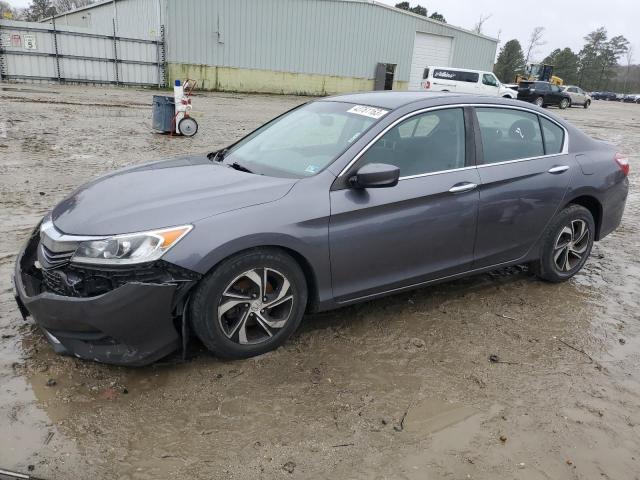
(482, 74), (497, 86)
(476, 108), (544, 163)
(358, 108), (466, 177)
(433, 69), (479, 83)
(540, 117), (564, 154)
(551, 85), (560, 93)
(423, 68), (430, 79)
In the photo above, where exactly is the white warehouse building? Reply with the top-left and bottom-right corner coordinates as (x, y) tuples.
(44, 0), (499, 95)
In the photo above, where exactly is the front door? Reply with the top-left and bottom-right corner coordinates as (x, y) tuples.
(481, 73), (500, 96)
(473, 106), (573, 267)
(550, 84), (565, 104)
(329, 107), (480, 301)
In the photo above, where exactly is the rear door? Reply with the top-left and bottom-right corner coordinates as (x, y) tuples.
(565, 87), (578, 103)
(472, 106), (573, 267)
(329, 107), (480, 301)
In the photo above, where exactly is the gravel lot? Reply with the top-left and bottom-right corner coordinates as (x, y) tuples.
(0, 84), (638, 480)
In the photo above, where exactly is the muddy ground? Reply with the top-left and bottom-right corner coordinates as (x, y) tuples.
(0, 84), (638, 480)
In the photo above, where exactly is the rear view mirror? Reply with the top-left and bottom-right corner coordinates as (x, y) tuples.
(349, 163), (400, 189)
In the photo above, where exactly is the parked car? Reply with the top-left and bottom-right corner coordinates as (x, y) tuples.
(560, 85), (592, 108)
(13, 93), (629, 366)
(419, 66), (517, 98)
(622, 94), (640, 103)
(595, 91), (618, 101)
(517, 81), (572, 108)
(590, 91), (602, 99)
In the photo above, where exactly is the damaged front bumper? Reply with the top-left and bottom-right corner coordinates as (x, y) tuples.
(13, 228), (200, 366)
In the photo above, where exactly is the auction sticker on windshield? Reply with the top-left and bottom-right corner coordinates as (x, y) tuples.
(347, 105), (389, 119)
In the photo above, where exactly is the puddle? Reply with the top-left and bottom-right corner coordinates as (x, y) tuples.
(403, 398), (479, 435)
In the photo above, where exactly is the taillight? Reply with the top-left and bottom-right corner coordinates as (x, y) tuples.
(422, 81), (431, 89)
(615, 153), (630, 176)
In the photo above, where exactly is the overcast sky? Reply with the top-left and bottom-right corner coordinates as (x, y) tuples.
(6, 0), (637, 62)
(376, 0), (637, 62)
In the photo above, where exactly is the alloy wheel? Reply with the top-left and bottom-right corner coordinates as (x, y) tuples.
(553, 220), (590, 272)
(217, 268), (294, 345)
(535, 97), (544, 107)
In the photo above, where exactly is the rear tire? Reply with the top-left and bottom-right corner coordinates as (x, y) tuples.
(532, 205), (595, 283)
(190, 249), (307, 359)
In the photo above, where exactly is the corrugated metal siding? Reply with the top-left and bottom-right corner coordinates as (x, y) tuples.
(166, 0), (497, 81)
(45, 0), (163, 38)
(0, 19), (162, 86)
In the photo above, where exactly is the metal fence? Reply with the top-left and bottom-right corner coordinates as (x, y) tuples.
(0, 19), (166, 87)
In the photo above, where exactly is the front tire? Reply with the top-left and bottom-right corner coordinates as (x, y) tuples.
(532, 205), (595, 283)
(534, 96), (544, 107)
(559, 98), (570, 109)
(190, 249), (308, 359)
(584, 100), (591, 109)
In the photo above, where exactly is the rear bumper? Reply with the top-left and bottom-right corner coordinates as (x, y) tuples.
(13, 234), (190, 367)
(599, 176), (629, 240)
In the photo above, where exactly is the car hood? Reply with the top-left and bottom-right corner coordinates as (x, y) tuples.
(52, 155), (298, 235)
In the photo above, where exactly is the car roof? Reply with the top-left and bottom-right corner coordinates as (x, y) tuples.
(320, 91), (475, 110)
(317, 91), (570, 127)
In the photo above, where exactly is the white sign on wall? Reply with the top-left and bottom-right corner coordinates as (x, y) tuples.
(23, 34), (37, 50)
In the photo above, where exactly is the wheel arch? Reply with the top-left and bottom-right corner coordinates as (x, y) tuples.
(193, 240), (322, 313)
(565, 195), (603, 240)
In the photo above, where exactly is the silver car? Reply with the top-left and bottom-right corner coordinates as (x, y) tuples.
(561, 86), (592, 108)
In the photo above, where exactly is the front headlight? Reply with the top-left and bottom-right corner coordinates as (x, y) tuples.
(71, 225), (192, 265)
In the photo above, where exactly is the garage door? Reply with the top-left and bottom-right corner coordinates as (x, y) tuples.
(408, 32), (453, 90)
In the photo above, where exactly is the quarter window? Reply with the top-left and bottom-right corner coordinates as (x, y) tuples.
(358, 108), (466, 177)
(476, 108), (544, 163)
(540, 117), (565, 154)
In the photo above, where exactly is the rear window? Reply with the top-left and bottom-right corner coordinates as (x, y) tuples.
(433, 69), (479, 83)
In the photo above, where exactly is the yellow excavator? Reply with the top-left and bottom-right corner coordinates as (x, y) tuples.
(515, 63), (563, 86)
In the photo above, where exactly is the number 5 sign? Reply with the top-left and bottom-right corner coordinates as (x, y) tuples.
(23, 34), (37, 50)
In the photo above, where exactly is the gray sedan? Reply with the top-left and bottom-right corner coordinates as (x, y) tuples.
(14, 93), (629, 365)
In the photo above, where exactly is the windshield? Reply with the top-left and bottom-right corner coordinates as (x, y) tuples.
(222, 101), (386, 178)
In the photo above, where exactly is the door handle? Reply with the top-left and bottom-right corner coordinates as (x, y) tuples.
(449, 182), (478, 193)
(548, 165), (569, 174)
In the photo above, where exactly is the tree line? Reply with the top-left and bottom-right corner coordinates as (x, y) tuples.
(1, 0), (94, 21)
(494, 27), (632, 92)
(394, 2), (446, 23)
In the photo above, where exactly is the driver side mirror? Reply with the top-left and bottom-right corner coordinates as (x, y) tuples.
(349, 163), (400, 189)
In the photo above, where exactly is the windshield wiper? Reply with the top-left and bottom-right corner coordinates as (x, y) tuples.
(229, 161), (254, 174)
(207, 148), (228, 162)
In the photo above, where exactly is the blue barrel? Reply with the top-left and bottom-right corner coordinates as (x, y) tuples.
(152, 95), (175, 133)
